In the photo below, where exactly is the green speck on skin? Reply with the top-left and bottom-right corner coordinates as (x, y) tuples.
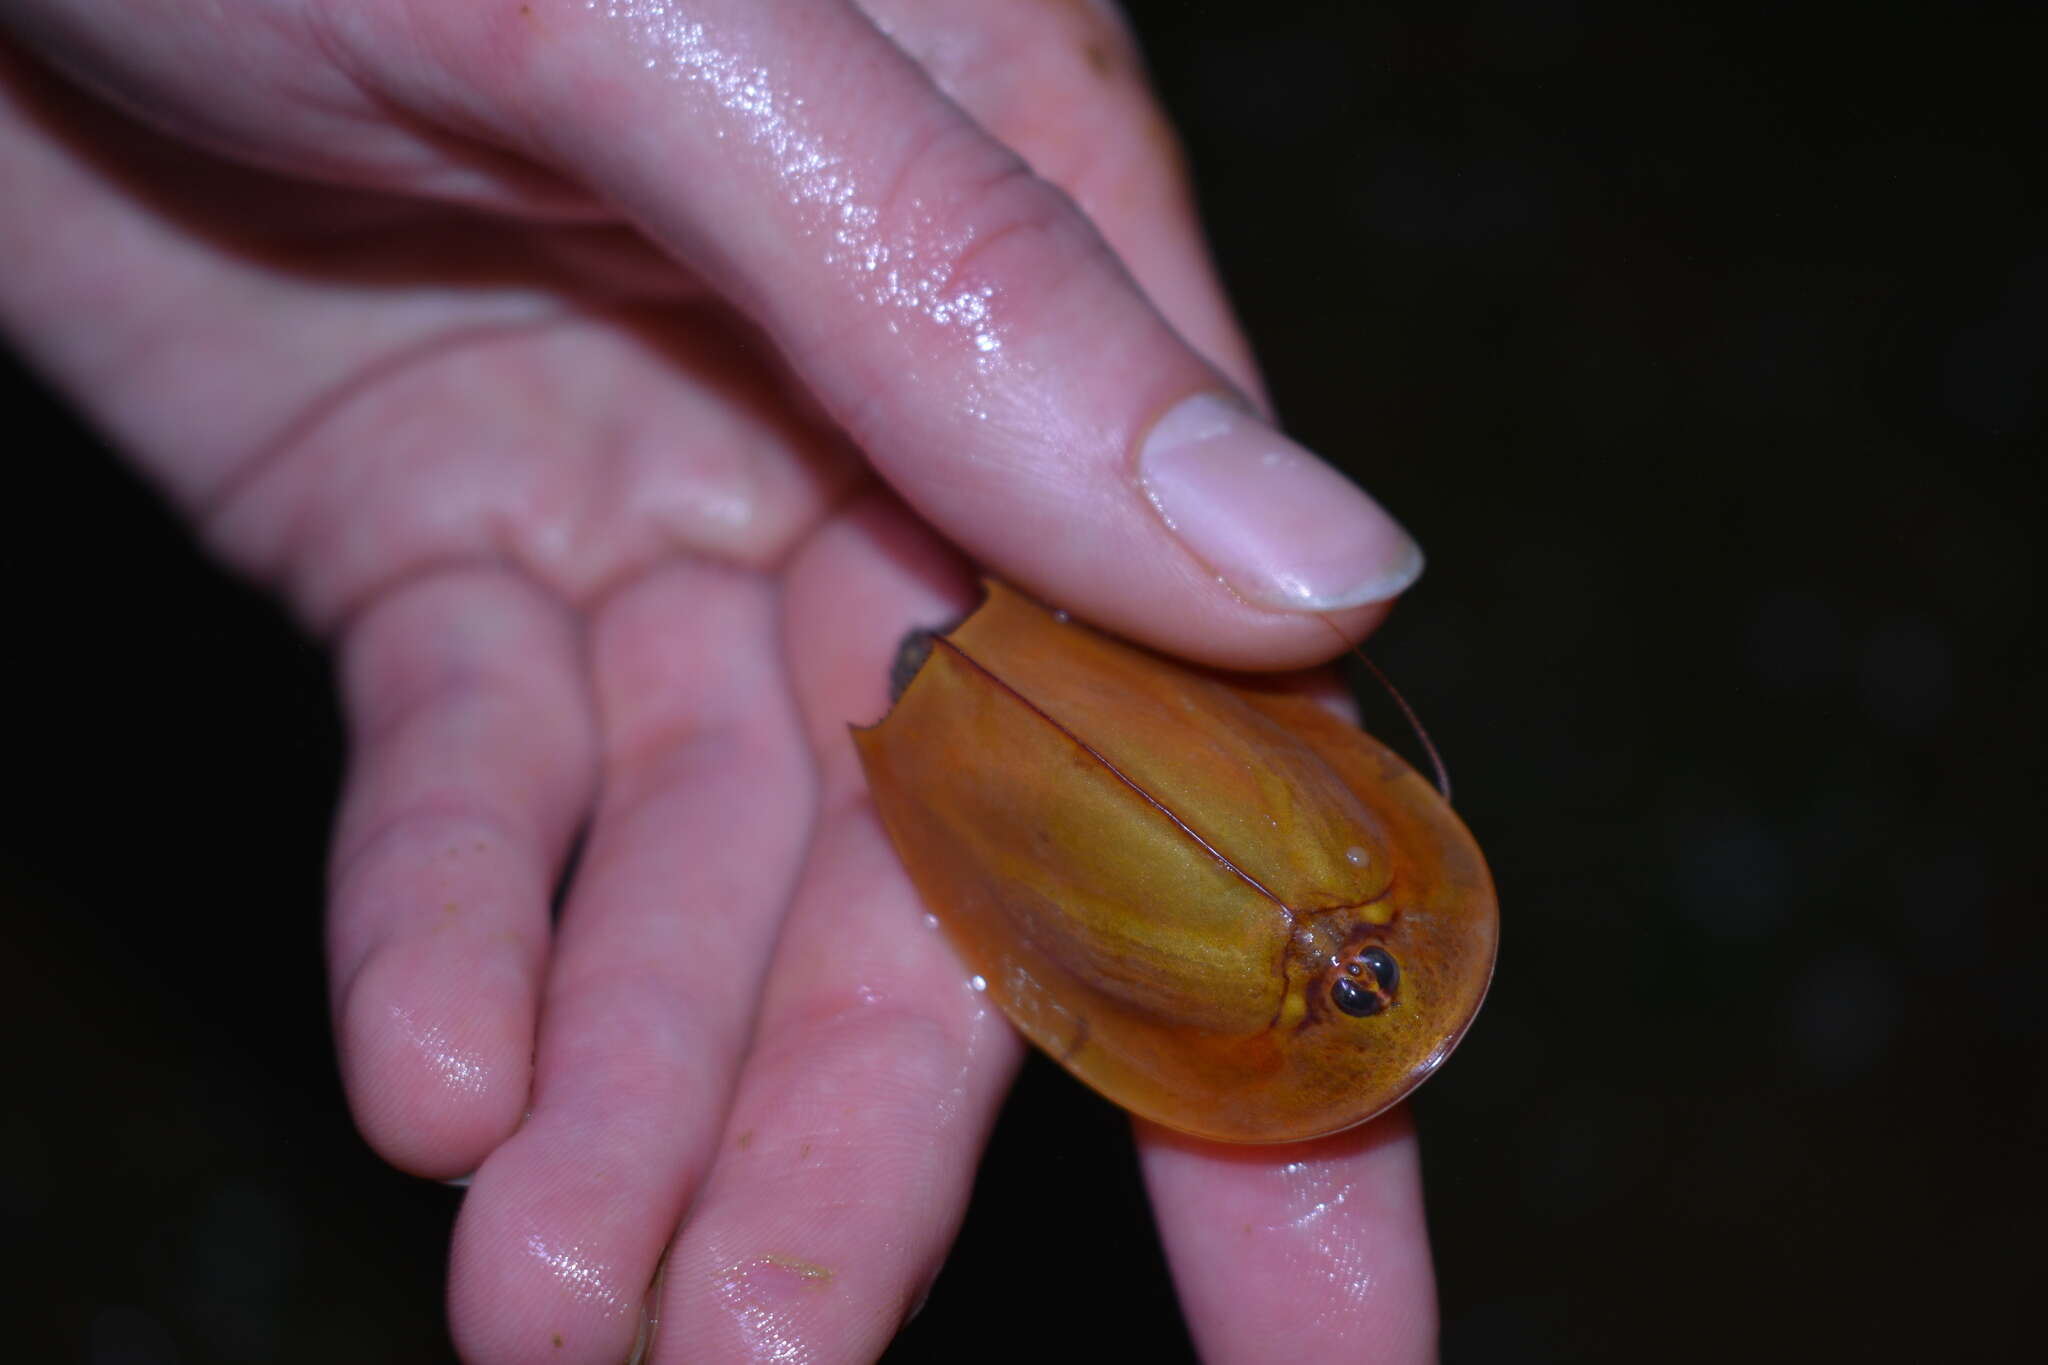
(762, 1254), (833, 1286)
(551, 1332), (563, 1348)
(736, 1130), (753, 1150)
(798, 1141), (812, 1159)
(721, 1253), (834, 1288)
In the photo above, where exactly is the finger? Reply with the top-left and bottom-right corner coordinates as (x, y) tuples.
(1140, 1110), (1439, 1362)
(327, 568), (595, 1178)
(648, 496), (1023, 1362)
(403, 1), (1424, 666)
(447, 562), (815, 1365)
(857, 0), (1260, 398)
(0, 0), (600, 213)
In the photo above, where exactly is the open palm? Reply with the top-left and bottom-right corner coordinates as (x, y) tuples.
(0, 2), (1435, 1359)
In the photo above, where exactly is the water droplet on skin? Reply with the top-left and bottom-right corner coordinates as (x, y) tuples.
(1345, 845), (1371, 867)
(521, 1233), (627, 1310)
(969, 974), (988, 993)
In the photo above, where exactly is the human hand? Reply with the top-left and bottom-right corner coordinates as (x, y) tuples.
(0, 2), (1434, 1359)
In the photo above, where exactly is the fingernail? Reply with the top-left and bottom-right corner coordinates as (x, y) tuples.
(1138, 393), (1424, 611)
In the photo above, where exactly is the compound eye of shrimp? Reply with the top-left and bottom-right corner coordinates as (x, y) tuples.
(1330, 945), (1400, 1017)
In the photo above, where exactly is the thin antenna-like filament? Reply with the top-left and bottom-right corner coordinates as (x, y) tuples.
(1322, 621), (1454, 803)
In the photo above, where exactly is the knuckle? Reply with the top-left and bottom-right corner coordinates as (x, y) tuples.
(813, 118), (1114, 444)
(871, 113), (1111, 316)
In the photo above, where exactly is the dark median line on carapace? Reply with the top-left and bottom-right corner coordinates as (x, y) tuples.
(932, 634), (1296, 925)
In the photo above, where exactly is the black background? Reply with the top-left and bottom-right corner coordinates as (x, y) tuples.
(4, 2), (2040, 1360)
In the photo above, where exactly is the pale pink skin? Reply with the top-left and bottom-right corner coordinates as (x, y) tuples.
(0, 3), (1438, 1361)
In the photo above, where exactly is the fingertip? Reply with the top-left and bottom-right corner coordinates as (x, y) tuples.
(1136, 393), (1426, 610)
(447, 1142), (652, 1365)
(993, 389), (1424, 670)
(1141, 1109), (1439, 1363)
(1007, 563), (1403, 674)
(336, 927), (538, 1179)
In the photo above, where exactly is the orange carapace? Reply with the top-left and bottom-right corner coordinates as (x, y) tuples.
(855, 583), (1497, 1143)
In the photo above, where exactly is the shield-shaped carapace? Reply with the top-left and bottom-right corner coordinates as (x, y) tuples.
(854, 582), (1496, 1143)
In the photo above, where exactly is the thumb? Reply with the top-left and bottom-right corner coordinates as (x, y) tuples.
(451, 1), (1428, 663)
